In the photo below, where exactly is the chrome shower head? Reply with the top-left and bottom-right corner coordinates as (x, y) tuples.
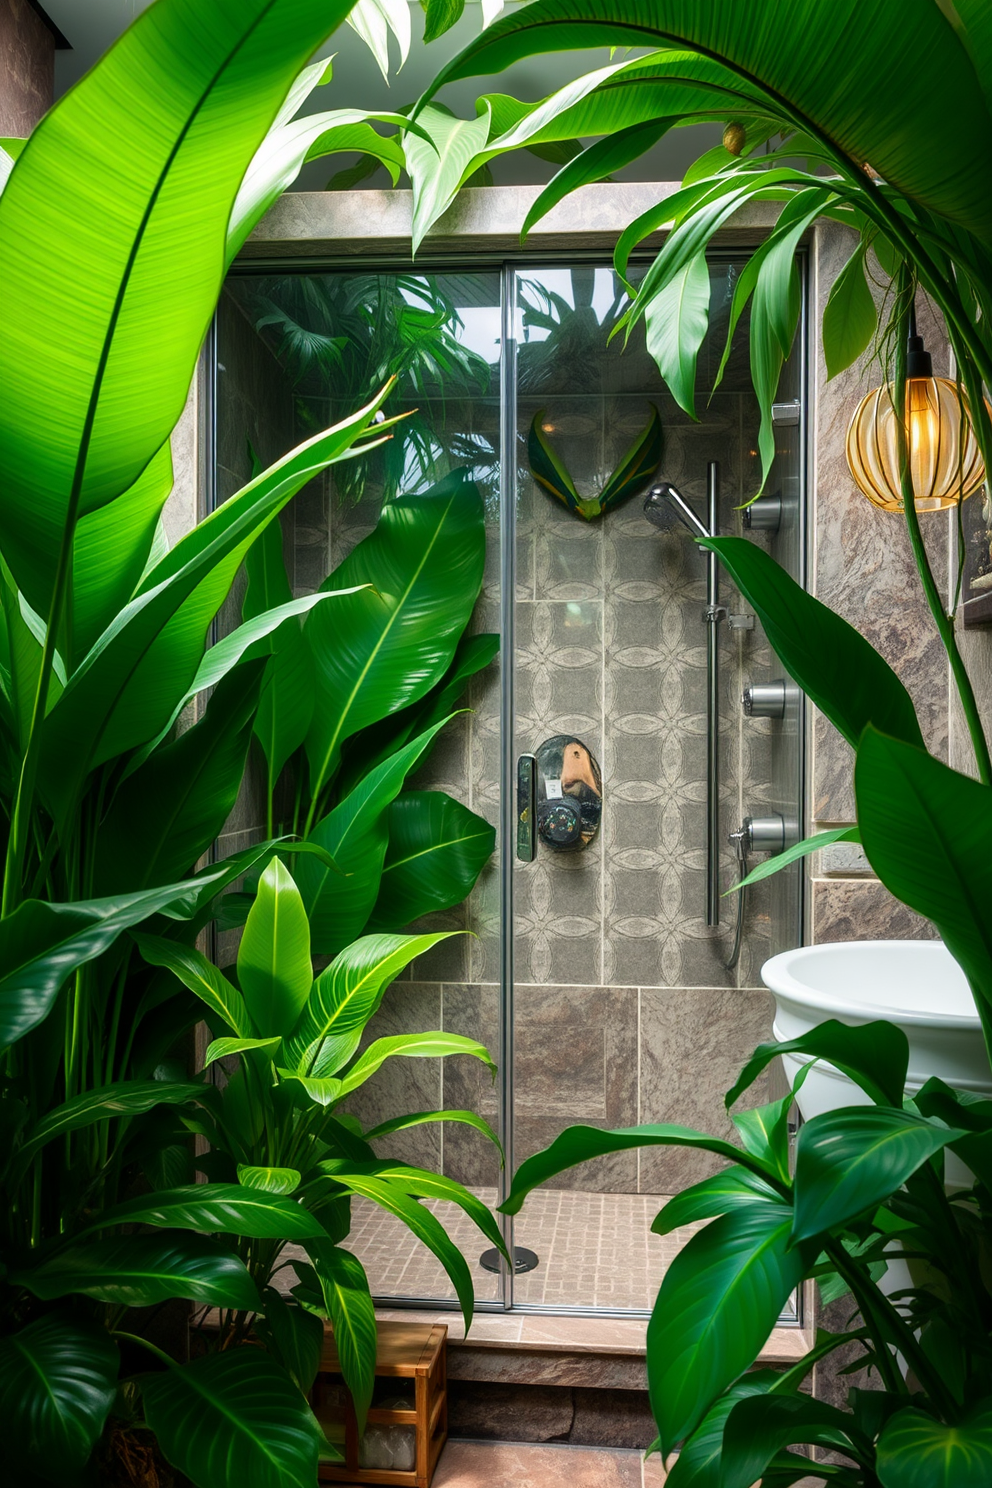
(643, 482), (712, 540)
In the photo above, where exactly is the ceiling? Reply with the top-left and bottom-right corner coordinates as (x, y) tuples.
(40, 2), (718, 187)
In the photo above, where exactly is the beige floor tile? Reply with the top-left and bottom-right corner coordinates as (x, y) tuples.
(432, 1440), (644, 1487)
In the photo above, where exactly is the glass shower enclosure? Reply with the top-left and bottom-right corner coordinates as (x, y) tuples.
(215, 250), (806, 1316)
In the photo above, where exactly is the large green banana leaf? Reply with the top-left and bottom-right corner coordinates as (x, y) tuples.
(12, 1232), (261, 1312)
(368, 790), (496, 929)
(35, 392), (392, 829)
(305, 471), (484, 802)
(297, 716), (454, 954)
(0, 0), (359, 618)
(416, 0), (992, 245)
(237, 858), (313, 1039)
(0, 1315), (118, 1481)
(141, 1348), (326, 1488)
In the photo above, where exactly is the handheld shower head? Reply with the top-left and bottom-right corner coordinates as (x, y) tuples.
(643, 482), (712, 540)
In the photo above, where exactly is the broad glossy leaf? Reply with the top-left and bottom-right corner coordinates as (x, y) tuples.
(280, 1070), (344, 1106)
(255, 1287), (324, 1396)
(732, 1090), (797, 1182)
(0, 0), (359, 615)
(238, 858), (313, 1038)
(0, 872), (235, 1048)
(722, 1393), (868, 1488)
(254, 622), (315, 793)
(726, 1018), (909, 1110)
(643, 252), (711, 418)
(320, 1171), (476, 1329)
(85, 1182), (326, 1241)
(521, 115), (674, 240)
(406, 103), (494, 255)
(823, 241), (877, 379)
(204, 1036), (282, 1066)
(132, 933), (251, 1038)
(287, 930), (457, 1074)
(92, 660), (264, 896)
(364, 1107), (503, 1155)
(502, 1122), (777, 1215)
(347, 0), (411, 82)
(369, 792), (495, 930)
(876, 1405), (992, 1488)
(855, 728), (992, 1022)
(297, 717), (455, 956)
(238, 1164), (301, 1195)
(647, 1199), (806, 1454)
(418, 0), (992, 244)
(791, 1106), (966, 1242)
(12, 1232), (260, 1311)
(321, 1159), (507, 1256)
(67, 444), (174, 667)
(664, 1371), (781, 1488)
(703, 539), (924, 753)
(19, 1078), (208, 1160)
(306, 1240), (377, 1432)
(142, 1348), (325, 1488)
(0, 1314), (118, 1479)
(335, 1032), (497, 1100)
(652, 1168), (782, 1238)
(304, 471), (485, 798)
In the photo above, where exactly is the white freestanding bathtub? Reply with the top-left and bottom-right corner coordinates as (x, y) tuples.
(760, 940), (991, 1120)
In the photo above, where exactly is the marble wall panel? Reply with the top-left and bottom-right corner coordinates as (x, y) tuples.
(442, 982), (502, 1190)
(0, 0), (53, 136)
(810, 879), (938, 943)
(513, 985), (639, 1192)
(810, 222), (950, 824)
(638, 986), (774, 1192)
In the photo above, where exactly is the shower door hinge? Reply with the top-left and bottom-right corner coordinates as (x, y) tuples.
(771, 400), (802, 426)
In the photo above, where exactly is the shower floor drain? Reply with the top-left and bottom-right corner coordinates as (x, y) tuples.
(479, 1246), (540, 1275)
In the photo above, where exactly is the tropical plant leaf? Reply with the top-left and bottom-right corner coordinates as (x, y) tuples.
(521, 114), (675, 239)
(368, 792), (495, 929)
(651, 1168), (783, 1238)
(406, 102), (494, 255)
(18, 1078), (209, 1161)
(363, 1107), (503, 1155)
(296, 717), (456, 956)
(84, 1182), (327, 1241)
(0, 0), (360, 615)
(726, 1018), (910, 1110)
(280, 1070), (344, 1106)
(334, 1032), (497, 1100)
(304, 471), (485, 799)
(321, 1159), (507, 1256)
(287, 930), (457, 1074)
(643, 252), (711, 417)
(255, 1287), (324, 1397)
(0, 1314), (118, 1480)
(0, 872), (237, 1048)
(876, 1404), (992, 1488)
(132, 933), (252, 1039)
(791, 1106), (966, 1243)
(664, 1371), (782, 1488)
(204, 1036), (282, 1066)
(721, 1392), (870, 1488)
(647, 1199), (807, 1454)
(823, 240), (878, 379)
(238, 858), (313, 1039)
(855, 728), (992, 1023)
(502, 1123), (780, 1215)
(416, 0), (992, 245)
(11, 1233), (260, 1311)
(731, 826), (860, 892)
(306, 1240), (377, 1433)
(141, 1348), (326, 1488)
(91, 661), (264, 897)
(238, 1164), (302, 1195)
(704, 539), (924, 753)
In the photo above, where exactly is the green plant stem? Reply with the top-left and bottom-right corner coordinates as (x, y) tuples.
(891, 276), (992, 786)
(826, 1240), (957, 1417)
(113, 1329), (177, 1369)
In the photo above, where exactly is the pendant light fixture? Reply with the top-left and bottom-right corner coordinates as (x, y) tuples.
(845, 305), (988, 513)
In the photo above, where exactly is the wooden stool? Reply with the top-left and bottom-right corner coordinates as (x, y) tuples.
(313, 1320), (448, 1487)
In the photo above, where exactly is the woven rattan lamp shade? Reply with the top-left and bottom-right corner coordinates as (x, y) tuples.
(846, 376), (988, 513)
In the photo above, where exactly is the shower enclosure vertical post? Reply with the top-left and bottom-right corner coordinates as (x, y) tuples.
(705, 461), (721, 927)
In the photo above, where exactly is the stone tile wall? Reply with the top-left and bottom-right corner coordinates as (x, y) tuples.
(0, 0), (55, 136)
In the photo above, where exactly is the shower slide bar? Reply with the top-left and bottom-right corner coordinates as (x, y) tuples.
(643, 462), (725, 927)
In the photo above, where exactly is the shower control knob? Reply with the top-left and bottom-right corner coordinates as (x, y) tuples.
(742, 493), (782, 532)
(537, 797), (583, 849)
(743, 813), (794, 855)
(742, 679), (788, 719)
